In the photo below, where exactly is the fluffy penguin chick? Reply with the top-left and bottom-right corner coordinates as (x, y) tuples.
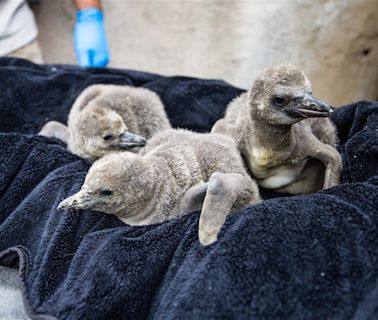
(40, 84), (171, 162)
(212, 64), (342, 194)
(58, 129), (261, 246)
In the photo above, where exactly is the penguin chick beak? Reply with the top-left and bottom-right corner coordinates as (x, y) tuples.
(287, 94), (333, 119)
(57, 192), (95, 211)
(114, 132), (147, 149)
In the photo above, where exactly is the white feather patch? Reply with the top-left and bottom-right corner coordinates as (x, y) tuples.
(257, 103), (265, 110)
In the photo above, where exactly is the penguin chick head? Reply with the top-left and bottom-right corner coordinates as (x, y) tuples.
(72, 106), (147, 160)
(57, 152), (157, 218)
(249, 63), (333, 125)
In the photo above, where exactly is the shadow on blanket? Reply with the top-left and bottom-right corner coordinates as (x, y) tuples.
(0, 58), (377, 320)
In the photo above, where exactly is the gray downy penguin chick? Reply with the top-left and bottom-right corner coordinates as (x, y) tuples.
(39, 84), (171, 162)
(57, 129), (261, 246)
(212, 63), (342, 194)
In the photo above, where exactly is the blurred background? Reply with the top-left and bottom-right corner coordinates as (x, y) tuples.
(26, 0), (378, 106)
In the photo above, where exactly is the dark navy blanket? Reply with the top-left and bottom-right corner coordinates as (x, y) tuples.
(0, 57), (377, 320)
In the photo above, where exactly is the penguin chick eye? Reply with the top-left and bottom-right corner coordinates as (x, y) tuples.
(103, 134), (113, 141)
(273, 96), (286, 107)
(100, 189), (113, 196)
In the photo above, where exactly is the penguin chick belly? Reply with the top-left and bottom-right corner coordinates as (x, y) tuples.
(253, 165), (305, 189)
(248, 149), (307, 189)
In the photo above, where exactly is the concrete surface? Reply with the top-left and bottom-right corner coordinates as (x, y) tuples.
(32, 0), (378, 106)
(0, 266), (30, 320)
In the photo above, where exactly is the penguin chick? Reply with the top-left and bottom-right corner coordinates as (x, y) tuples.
(212, 64), (342, 194)
(38, 121), (69, 144)
(57, 129), (261, 246)
(40, 84), (171, 162)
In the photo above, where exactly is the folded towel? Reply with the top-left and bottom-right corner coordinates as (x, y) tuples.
(0, 57), (377, 320)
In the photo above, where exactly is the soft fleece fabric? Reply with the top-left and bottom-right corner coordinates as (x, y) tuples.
(0, 58), (377, 320)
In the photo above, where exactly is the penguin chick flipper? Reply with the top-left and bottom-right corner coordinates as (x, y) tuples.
(198, 172), (261, 246)
(182, 182), (208, 213)
(307, 135), (342, 189)
(39, 121), (69, 144)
